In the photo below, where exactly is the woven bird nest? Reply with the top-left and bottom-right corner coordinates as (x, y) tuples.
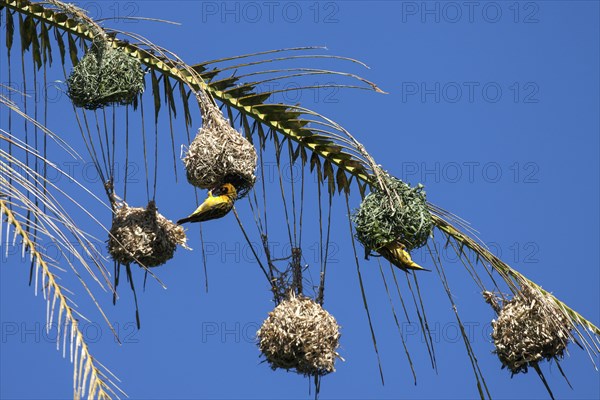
(108, 201), (187, 267)
(352, 175), (433, 252)
(257, 293), (342, 376)
(67, 41), (145, 110)
(489, 286), (572, 375)
(183, 106), (257, 199)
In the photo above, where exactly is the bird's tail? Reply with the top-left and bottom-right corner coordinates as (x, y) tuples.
(378, 241), (431, 272)
(177, 217), (194, 225)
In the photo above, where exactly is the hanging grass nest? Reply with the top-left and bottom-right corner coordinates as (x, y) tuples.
(352, 174), (433, 252)
(183, 106), (257, 199)
(489, 285), (572, 375)
(67, 40), (145, 110)
(108, 201), (187, 267)
(257, 293), (342, 376)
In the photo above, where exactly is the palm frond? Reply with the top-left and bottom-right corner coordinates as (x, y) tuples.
(432, 212), (600, 354)
(3, 1), (599, 397)
(1, 84), (124, 398)
(0, 200), (123, 399)
(2, 0), (379, 192)
(8, 0), (597, 361)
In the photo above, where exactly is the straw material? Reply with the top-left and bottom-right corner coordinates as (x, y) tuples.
(67, 41), (145, 110)
(108, 201), (187, 267)
(490, 285), (572, 374)
(257, 293), (342, 376)
(183, 106), (257, 199)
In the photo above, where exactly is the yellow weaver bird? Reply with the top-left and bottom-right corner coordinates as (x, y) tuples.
(177, 183), (237, 224)
(377, 240), (430, 272)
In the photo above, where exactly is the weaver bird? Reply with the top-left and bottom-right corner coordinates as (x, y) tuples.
(177, 183), (237, 224)
(377, 240), (430, 272)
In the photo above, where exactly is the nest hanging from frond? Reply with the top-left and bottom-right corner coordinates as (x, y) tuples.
(108, 201), (187, 267)
(67, 40), (145, 110)
(352, 174), (433, 253)
(257, 293), (342, 376)
(489, 285), (572, 375)
(183, 105), (257, 199)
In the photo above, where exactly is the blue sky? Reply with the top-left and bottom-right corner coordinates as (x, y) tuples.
(1, 1), (599, 399)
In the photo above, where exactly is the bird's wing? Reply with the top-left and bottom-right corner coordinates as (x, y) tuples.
(193, 200), (232, 222)
(179, 196), (232, 223)
(379, 241), (431, 272)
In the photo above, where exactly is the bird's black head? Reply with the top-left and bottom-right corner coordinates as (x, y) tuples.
(212, 183), (237, 197)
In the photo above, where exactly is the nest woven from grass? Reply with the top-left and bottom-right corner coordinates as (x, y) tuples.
(489, 286), (572, 375)
(67, 41), (145, 110)
(183, 106), (257, 198)
(257, 293), (342, 376)
(108, 201), (187, 267)
(352, 174), (433, 252)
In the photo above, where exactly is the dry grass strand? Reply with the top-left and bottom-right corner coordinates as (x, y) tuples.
(183, 105), (257, 198)
(257, 293), (342, 376)
(107, 201), (187, 267)
(490, 285), (572, 374)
